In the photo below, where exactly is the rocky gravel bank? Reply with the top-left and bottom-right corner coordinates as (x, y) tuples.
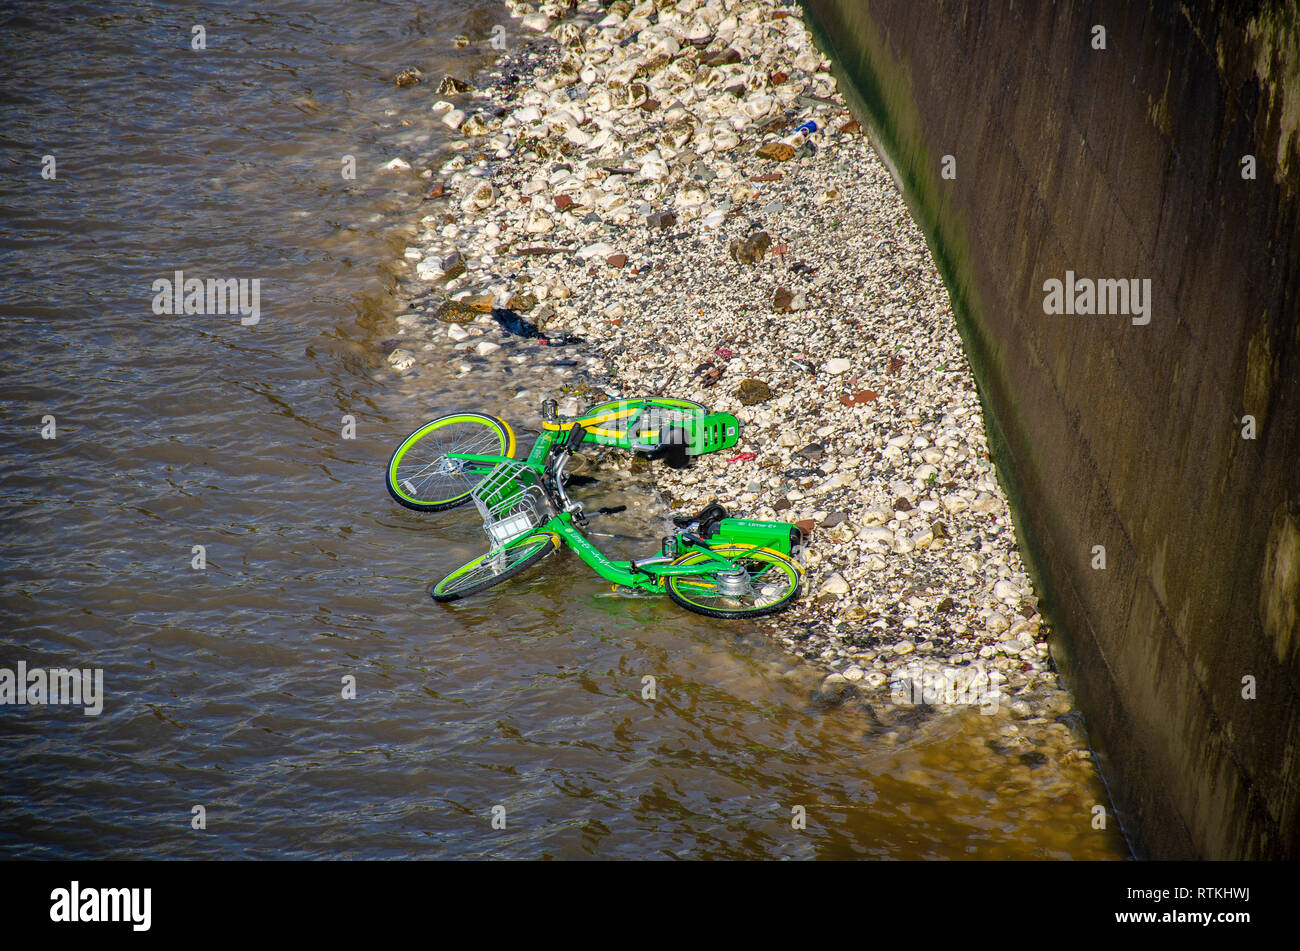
(384, 0), (1090, 734)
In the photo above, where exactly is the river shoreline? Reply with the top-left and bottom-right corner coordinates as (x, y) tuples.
(387, 0), (1094, 739)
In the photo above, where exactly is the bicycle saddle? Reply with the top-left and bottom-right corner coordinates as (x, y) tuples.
(644, 440), (690, 469)
(672, 502), (729, 537)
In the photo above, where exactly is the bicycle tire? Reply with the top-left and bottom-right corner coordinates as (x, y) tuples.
(386, 413), (515, 511)
(430, 532), (559, 602)
(665, 545), (802, 619)
(584, 397), (707, 416)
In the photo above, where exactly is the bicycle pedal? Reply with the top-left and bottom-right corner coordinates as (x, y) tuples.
(607, 584), (648, 597)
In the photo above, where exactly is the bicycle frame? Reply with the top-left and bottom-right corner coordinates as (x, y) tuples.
(447, 398), (738, 470)
(545, 511), (740, 590)
(540, 399), (740, 458)
(444, 413), (797, 590)
(445, 427), (556, 474)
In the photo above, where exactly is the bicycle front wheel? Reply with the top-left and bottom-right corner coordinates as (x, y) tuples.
(386, 412), (515, 511)
(666, 545), (802, 619)
(431, 532), (558, 602)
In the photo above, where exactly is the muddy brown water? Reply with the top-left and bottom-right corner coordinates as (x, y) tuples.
(0, 0), (1128, 858)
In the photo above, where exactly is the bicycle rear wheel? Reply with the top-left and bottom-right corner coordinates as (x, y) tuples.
(584, 397), (707, 416)
(666, 545), (802, 619)
(582, 397), (706, 446)
(431, 532), (558, 602)
(386, 413), (515, 511)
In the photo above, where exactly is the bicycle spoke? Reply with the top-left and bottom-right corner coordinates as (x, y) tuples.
(667, 549), (801, 617)
(389, 417), (511, 507)
(432, 533), (555, 601)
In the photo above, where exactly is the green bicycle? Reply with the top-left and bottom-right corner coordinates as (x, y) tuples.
(385, 397), (804, 619)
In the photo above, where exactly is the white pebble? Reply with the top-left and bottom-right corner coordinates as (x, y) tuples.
(822, 572), (849, 596)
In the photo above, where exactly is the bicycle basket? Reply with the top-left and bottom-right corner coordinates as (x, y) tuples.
(471, 461), (546, 549)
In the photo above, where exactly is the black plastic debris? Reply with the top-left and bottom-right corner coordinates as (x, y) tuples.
(491, 307), (583, 347)
(490, 306), (538, 337)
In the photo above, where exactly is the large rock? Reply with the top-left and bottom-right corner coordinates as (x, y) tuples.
(812, 673), (859, 709)
(729, 231), (771, 264)
(433, 299), (478, 323)
(734, 379), (772, 405)
(773, 285), (794, 312)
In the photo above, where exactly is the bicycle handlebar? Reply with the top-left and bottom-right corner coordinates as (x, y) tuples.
(544, 422), (605, 522)
(564, 422), (587, 452)
(544, 441), (582, 518)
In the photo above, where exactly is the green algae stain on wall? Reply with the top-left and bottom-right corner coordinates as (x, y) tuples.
(796, 2), (1004, 464)
(1261, 501), (1300, 666)
(796, 2), (1069, 660)
(1241, 2), (1300, 185)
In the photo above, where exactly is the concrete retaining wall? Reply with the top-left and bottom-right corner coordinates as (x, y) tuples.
(799, 0), (1300, 858)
